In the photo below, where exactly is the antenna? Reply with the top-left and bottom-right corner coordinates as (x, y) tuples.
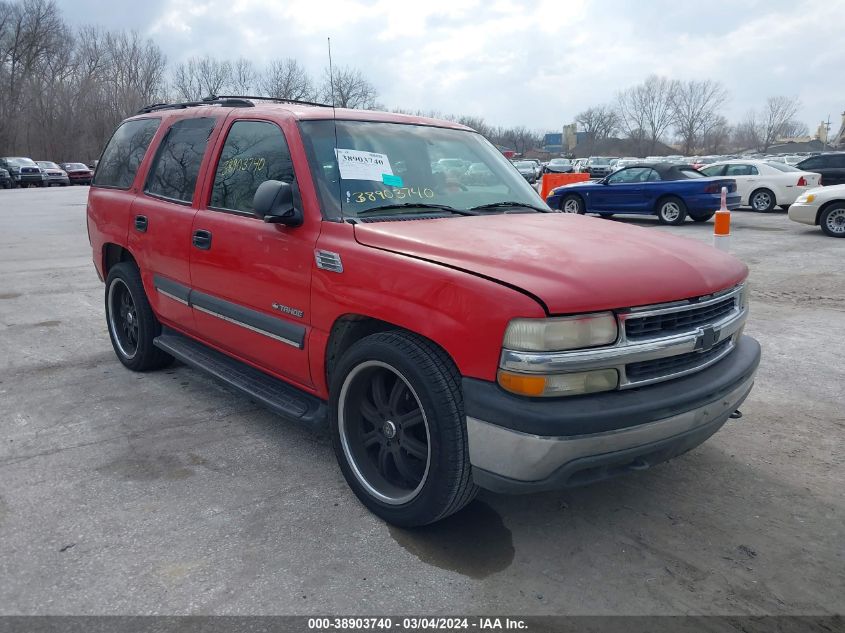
(327, 37), (346, 220)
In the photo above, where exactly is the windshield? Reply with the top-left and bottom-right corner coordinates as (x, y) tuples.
(37, 161), (59, 169)
(514, 161), (534, 168)
(550, 159), (570, 165)
(588, 157), (611, 165)
(300, 120), (547, 218)
(66, 163), (88, 170)
(6, 157), (37, 167)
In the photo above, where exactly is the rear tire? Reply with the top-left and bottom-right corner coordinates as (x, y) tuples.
(819, 203), (845, 238)
(330, 331), (477, 527)
(561, 194), (585, 214)
(750, 188), (776, 212)
(105, 262), (174, 371)
(656, 196), (687, 225)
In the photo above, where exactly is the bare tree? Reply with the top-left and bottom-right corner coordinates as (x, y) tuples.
(230, 57), (255, 94)
(0, 0), (65, 150)
(171, 55), (232, 101)
(575, 104), (619, 141)
(617, 75), (679, 155)
(781, 118), (809, 139)
(759, 96), (801, 151)
(733, 111), (761, 151)
(319, 64), (378, 109)
(698, 115), (732, 154)
(259, 58), (313, 100)
(671, 79), (728, 154)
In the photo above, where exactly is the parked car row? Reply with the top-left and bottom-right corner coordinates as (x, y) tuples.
(532, 151), (845, 188)
(0, 156), (94, 188)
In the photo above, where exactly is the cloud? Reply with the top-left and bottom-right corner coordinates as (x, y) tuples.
(69, 0), (845, 131)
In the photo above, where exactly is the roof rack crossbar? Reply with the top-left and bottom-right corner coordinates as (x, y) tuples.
(207, 95), (331, 108)
(135, 95), (331, 115)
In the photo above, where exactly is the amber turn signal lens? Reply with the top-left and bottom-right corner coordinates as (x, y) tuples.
(497, 370), (546, 396)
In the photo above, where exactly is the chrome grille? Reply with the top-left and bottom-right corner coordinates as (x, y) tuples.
(499, 284), (747, 390)
(626, 296), (736, 340)
(626, 339), (732, 382)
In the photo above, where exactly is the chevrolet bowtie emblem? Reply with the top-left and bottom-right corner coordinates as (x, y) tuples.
(699, 326), (718, 351)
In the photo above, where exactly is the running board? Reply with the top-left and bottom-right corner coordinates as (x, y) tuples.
(154, 328), (327, 430)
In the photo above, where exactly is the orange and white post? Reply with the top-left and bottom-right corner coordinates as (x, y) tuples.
(713, 186), (731, 252)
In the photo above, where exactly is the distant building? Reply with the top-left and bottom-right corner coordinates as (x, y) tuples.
(833, 111), (845, 148)
(543, 132), (563, 154)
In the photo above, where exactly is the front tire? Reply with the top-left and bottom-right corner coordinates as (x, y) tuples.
(690, 212), (715, 223)
(656, 196), (687, 225)
(105, 262), (173, 371)
(820, 203), (845, 238)
(330, 331), (477, 527)
(561, 194), (585, 214)
(750, 188), (776, 212)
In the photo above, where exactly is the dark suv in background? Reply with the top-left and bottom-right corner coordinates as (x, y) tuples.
(797, 153), (845, 186)
(0, 157), (46, 187)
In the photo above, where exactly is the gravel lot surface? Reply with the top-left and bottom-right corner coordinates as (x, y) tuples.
(0, 186), (842, 615)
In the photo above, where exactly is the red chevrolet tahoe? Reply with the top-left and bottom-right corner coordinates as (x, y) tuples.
(87, 97), (760, 526)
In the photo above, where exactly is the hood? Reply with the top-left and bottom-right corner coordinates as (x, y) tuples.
(353, 213), (747, 314)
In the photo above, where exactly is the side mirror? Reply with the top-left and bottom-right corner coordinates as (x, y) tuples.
(253, 180), (303, 226)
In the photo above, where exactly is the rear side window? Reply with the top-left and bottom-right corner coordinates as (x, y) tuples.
(145, 117), (216, 204)
(830, 155), (845, 168)
(725, 164), (757, 176)
(678, 168), (705, 178)
(701, 165), (725, 177)
(210, 120), (295, 214)
(92, 118), (160, 189)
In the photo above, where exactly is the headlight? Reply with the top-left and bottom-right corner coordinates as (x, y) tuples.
(795, 193), (815, 204)
(503, 312), (618, 352)
(498, 368), (619, 397)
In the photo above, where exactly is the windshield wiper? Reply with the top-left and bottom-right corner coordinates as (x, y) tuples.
(468, 201), (550, 213)
(355, 203), (478, 216)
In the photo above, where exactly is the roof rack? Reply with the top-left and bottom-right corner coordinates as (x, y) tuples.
(135, 95), (330, 115)
(211, 95), (331, 108)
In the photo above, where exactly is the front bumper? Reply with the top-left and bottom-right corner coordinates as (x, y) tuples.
(788, 202), (818, 226)
(14, 173), (45, 184)
(465, 335), (760, 493)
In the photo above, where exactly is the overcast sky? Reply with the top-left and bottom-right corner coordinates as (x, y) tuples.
(59, 0), (844, 133)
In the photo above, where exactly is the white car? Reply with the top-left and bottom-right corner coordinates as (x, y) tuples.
(700, 159), (822, 212)
(788, 184), (845, 237)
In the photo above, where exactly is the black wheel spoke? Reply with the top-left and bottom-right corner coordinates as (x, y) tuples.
(393, 449), (422, 484)
(377, 443), (392, 476)
(398, 409), (423, 428)
(402, 435), (428, 461)
(360, 398), (381, 426)
(371, 372), (389, 412)
(388, 376), (408, 412)
(362, 428), (382, 450)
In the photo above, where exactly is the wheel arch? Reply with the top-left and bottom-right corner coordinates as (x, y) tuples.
(560, 191), (585, 211)
(654, 193), (684, 212)
(815, 199), (845, 225)
(102, 243), (138, 276)
(324, 314), (459, 391)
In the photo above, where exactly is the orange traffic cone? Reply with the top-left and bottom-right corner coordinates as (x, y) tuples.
(714, 187), (730, 252)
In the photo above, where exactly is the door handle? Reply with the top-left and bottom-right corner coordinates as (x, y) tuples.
(134, 215), (148, 232)
(192, 229), (212, 250)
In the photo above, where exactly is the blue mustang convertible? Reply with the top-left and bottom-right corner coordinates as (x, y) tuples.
(546, 162), (740, 224)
